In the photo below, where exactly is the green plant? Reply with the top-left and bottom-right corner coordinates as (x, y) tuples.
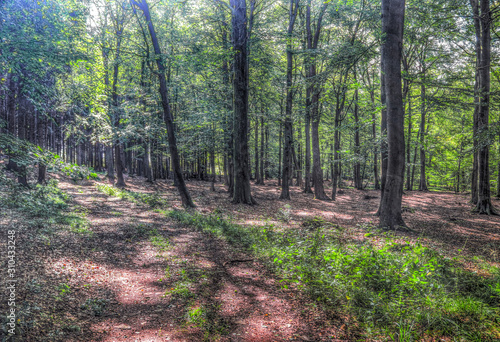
(277, 204), (292, 223)
(164, 209), (500, 341)
(80, 298), (109, 317)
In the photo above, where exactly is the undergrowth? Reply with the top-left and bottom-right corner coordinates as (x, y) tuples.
(95, 183), (166, 208)
(0, 169), (90, 235)
(164, 210), (500, 341)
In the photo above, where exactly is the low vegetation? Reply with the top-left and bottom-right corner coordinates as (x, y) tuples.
(165, 209), (500, 341)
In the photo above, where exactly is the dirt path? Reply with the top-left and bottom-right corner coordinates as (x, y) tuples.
(42, 179), (344, 342)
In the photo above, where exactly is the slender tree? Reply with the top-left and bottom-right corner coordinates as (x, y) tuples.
(131, 0), (195, 207)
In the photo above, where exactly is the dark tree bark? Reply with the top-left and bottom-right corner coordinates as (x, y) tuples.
(353, 68), (362, 190)
(280, 0), (300, 200)
(254, 118), (260, 183)
(37, 114), (46, 184)
(229, 0), (255, 204)
(475, 0), (495, 214)
(259, 116), (265, 185)
(497, 131), (500, 197)
(6, 73), (18, 172)
(378, 0), (406, 229)
(17, 92), (28, 187)
(132, 0), (194, 207)
(304, 85), (312, 192)
(278, 120), (282, 186)
(210, 123), (216, 191)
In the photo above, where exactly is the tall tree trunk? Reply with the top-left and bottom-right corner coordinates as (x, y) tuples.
(112, 29), (126, 188)
(259, 116), (265, 185)
(331, 108), (341, 200)
(379, 0), (406, 229)
(280, 0), (300, 200)
(17, 93), (28, 187)
(211, 123), (216, 191)
(497, 132), (500, 197)
(278, 120), (282, 186)
(229, 0), (255, 204)
(6, 73), (18, 172)
(37, 114), (46, 184)
(475, 0), (495, 214)
(133, 0), (194, 207)
(353, 68), (361, 190)
(307, 0), (328, 199)
(254, 118), (260, 183)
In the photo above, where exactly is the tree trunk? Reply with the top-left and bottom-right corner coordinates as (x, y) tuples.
(254, 118), (260, 183)
(112, 28), (126, 188)
(134, 0), (194, 207)
(475, 0), (495, 214)
(211, 124), (216, 191)
(6, 73), (18, 172)
(37, 114), (46, 184)
(378, 0), (406, 229)
(259, 116), (265, 185)
(306, 1), (327, 199)
(229, 0), (255, 204)
(278, 120), (282, 186)
(280, 0), (299, 200)
(353, 68), (361, 190)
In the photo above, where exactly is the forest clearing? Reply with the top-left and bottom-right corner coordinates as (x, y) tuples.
(2, 0), (500, 340)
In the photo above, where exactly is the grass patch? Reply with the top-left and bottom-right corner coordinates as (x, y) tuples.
(164, 209), (500, 341)
(96, 183), (167, 208)
(0, 176), (91, 235)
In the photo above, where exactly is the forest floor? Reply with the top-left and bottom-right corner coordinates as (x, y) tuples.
(1, 172), (500, 341)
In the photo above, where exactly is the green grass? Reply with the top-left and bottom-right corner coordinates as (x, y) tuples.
(163, 209), (500, 341)
(95, 183), (167, 208)
(0, 176), (91, 235)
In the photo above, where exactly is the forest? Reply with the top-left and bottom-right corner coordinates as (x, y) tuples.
(0, 0), (500, 341)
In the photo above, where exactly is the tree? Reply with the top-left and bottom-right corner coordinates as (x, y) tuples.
(230, 0), (256, 204)
(306, 0), (328, 200)
(280, 0), (300, 200)
(131, 0), (195, 208)
(472, 0), (495, 214)
(378, 0), (406, 229)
